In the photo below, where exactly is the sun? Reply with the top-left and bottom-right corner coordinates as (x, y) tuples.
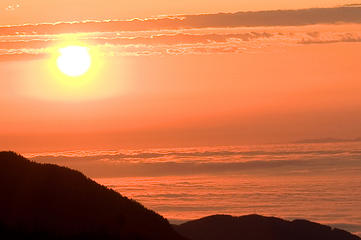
(57, 46), (91, 77)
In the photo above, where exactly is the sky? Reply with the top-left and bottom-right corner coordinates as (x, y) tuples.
(1, 1), (361, 153)
(2, 2), (361, 235)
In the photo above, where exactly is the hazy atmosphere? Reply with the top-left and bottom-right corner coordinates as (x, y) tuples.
(1, 1), (361, 239)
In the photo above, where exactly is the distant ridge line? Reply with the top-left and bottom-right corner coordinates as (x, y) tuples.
(293, 137), (361, 144)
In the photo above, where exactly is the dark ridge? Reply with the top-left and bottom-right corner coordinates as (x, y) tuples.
(174, 214), (361, 240)
(1, 151), (359, 240)
(0, 151), (186, 240)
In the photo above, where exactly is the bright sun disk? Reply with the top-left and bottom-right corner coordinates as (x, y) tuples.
(57, 46), (91, 77)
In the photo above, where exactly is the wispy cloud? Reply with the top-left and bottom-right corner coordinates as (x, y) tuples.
(5, 4), (20, 12)
(1, 28), (360, 60)
(299, 32), (361, 44)
(0, 32), (274, 49)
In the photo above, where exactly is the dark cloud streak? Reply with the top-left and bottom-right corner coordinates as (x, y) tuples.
(1, 6), (360, 36)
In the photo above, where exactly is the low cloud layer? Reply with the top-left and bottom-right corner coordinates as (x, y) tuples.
(27, 143), (361, 177)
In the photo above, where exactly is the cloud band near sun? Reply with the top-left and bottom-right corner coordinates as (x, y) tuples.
(0, 5), (361, 60)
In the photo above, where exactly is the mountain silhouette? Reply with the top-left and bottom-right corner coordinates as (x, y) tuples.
(1, 151), (359, 240)
(174, 214), (360, 240)
(0, 151), (186, 240)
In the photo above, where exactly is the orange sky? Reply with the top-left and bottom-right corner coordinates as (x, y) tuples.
(1, 0), (360, 24)
(1, 3), (361, 152)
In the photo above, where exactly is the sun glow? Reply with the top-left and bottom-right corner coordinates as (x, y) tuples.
(57, 46), (91, 77)
(20, 41), (124, 101)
